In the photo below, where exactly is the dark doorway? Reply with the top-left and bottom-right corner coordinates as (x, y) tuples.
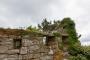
(46, 36), (55, 46)
(13, 38), (22, 49)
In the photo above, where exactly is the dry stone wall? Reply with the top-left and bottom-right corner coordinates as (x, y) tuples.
(0, 35), (59, 60)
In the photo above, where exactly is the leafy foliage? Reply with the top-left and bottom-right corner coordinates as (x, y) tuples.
(60, 18), (90, 60)
(53, 32), (61, 37)
(61, 18), (79, 45)
(38, 18), (61, 32)
(69, 54), (88, 60)
(38, 18), (52, 32)
(68, 45), (90, 60)
(33, 17), (90, 60)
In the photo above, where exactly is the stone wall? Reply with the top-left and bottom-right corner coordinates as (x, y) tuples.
(0, 35), (60, 60)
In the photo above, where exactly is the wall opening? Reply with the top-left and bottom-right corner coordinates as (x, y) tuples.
(45, 36), (55, 46)
(13, 38), (22, 49)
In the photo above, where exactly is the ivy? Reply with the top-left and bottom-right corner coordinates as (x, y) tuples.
(61, 18), (79, 46)
(53, 32), (61, 37)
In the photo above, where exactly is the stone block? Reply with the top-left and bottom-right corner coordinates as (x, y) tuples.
(27, 54), (33, 59)
(7, 44), (13, 50)
(39, 47), (49, 53)
(33, 54), (40, 58)
(22, 39), (30, 46)
(0, 46), (8, 53)
(7, 49), (19, 54)
(32, 40), (40, 45)
(29, 45), (39, 51)
(7, 54), (18, 60)
(20, 47), (27, 54)
(0, 54), (7, 59)
(22, 55), (29, 60)
(40, 55), (53, 60)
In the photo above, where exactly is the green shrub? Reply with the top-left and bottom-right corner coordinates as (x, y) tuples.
(53, 32), (61, 37)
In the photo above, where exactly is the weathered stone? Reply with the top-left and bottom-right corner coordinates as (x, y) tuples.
(0, 33), (63, 60)
(33, 54), (40, 58)
(7, 49), (19, 54)
(22, 55), (29, 60)
(40, 53), (48, 56)
(20, 47), (27, 54)
(29, 45), (39, 51)
(27, 54), (34, 59)
(40, 55), (53, 60)
(23, 39), (30, 46)
(29, 40), (34, 45)
(0, 54), (7, 59)
(18, 55), (22, 60)
(7, 44), (13, 50)
(7, 55), (18, 60)
(32, 39), (40, 45)
(28, 50), (34, 53)
(0, 46), (8, 53)
(39, 47), (49, 53)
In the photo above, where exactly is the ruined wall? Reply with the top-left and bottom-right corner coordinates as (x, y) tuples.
(0, 35), (60, 60)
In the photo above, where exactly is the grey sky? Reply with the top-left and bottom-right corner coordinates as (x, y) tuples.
(0, 0), (90, 45)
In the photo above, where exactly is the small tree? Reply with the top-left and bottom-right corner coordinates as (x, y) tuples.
(38, 18), (52, 32)
(61, 18), (79, 46)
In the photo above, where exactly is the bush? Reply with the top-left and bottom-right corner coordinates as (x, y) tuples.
(69, 54), (87, 60)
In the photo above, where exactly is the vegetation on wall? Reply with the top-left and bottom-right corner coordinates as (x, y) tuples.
(38, 17), (80, 45)
(60, 18), (90, 60)
(53, 32), (61, 37)
(61, 18), (79, 45)
(10, 18), (90, 60)
(38, 18), (61, 33)
(38, 18), (52, 32)
(0, 17), (89, 60)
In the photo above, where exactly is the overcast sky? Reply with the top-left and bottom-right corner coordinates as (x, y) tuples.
(0, 0), (90, 45)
